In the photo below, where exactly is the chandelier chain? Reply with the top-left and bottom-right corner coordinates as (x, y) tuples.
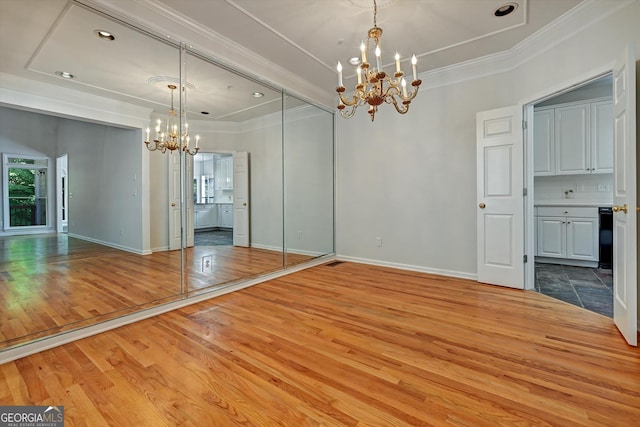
(373, 0), (377, 27)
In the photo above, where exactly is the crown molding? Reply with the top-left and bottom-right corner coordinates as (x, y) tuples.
(418, 0), (635, 90)
(0, 73), (153, 128)
(84, 0), (335, 108)
(509, 0), (635, 70)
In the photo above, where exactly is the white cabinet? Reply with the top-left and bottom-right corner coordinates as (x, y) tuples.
(533, 109), (555, 176)
(536, 207), (598, 263)
(537, 216), (565, 258)
(195, 205), (216, 229)
(555, 103), (589, 174)
(533, 99), (612, 176)
(218, 204), (233, 228)
(566, 217), (599, 260)
(215, 156), (233, 189)
(590, 100), (614, 173)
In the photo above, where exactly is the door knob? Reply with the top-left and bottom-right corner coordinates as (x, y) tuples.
(171, 202), (176, 207)
(479, 203), (486, 209)
(613, 204), (628, 213)
(243, 202), (247, 206)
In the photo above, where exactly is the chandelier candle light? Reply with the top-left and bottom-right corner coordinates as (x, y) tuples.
(145, 84), (200, 155)
(336, 0), (421, 121)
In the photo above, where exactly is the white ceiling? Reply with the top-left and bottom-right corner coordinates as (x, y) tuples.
(0, 0), (584, 122)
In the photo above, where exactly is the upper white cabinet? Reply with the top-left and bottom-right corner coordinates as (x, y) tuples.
(555, 103), (589, 174)
(590, 100), (614, 173)
(215, 156), (233, 189)
(533, 109), (555, 176)
(533, 99), (612, 176)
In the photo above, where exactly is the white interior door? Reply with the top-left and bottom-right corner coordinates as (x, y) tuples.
(168, 152), (194, 250)
(476, 106), (524, 288)
(168, 153), (182, 251)
(612, 44), (637, 346)
(56, 154), (68, 233)
(185, 154), (194, 248)
(233, 152), (250, 247)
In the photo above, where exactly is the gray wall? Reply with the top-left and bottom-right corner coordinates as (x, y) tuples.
(0, 107), (146, 253)
(0, 107), (59, 232)
(336, 1), (640, 279)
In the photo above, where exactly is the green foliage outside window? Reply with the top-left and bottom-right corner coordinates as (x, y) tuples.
(9, 168), (36, 205)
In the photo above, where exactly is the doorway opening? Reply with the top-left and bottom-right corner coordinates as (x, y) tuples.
(56, 154), (68, 233)
(193, 152), (234, 246)
(529, 73), (614, 317)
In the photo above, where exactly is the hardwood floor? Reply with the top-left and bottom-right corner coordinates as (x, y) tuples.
(0, 234), (310, 348)
(1, 262), (638, 426)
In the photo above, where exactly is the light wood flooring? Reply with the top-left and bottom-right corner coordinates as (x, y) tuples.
(0, 234), (310, 349)
(1, 261), (639, 426)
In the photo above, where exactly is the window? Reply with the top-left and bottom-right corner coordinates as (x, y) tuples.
(3, 154), (49, 228)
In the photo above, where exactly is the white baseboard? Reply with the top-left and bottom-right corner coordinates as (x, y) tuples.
(535, 257), (599, 268)
(249, 243), (282, 252)
(336, 255), (477, 281)
(67, 233), (149, 255)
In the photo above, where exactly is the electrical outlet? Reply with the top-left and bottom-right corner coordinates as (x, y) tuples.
(376, 237), (382, 247)
(297, 230), (303, 240)
(202, 255), (213, 273)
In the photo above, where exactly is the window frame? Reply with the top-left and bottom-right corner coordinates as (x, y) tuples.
(3, 153), (50, 231)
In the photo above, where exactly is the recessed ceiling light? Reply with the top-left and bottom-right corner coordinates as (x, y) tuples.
(94, 30), (115, 41)
(55, 71), (74, 79)
(494, 3), (518, 17)
(349, 57), (361, 66)
(252, 92), (264, 98)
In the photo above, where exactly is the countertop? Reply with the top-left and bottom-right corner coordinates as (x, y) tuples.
(534, 200), (612, 207)
(195, 202), (234, 206)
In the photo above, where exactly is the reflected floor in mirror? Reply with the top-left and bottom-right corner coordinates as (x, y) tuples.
(195, 229), (233, 246)
(0, 234), (310, 349)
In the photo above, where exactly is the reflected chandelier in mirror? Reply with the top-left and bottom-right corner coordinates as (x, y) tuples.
(145, 83), (200, 155)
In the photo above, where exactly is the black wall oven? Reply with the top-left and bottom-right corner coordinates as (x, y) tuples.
(598, 207), (613, 269)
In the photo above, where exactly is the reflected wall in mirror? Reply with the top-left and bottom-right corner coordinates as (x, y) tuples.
(0, 0), (335, 355)
(0, 107), (183, 348)
(284, 95), (335, 266)
(182, 50), (287, 294)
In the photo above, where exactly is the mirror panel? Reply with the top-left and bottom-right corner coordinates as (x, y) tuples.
(0, 3), (185, 349)
(183, 51), (285, 293)
(284, 95), (335, 266)
(0, 2), (334, 354)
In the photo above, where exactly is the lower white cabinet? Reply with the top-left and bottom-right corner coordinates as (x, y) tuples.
(195, 205), (217, 229)
(219, 204), (233, 228)
(536, 207), (598, 262)
(537, 217), (565, 258)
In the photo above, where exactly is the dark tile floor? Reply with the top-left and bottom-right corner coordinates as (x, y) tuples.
(194, 229), (233, 246)
(534, 263), (613, 317)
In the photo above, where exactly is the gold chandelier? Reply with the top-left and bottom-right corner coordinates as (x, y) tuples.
(145, 84), (200, 155)
(336, 0), (421, 121)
